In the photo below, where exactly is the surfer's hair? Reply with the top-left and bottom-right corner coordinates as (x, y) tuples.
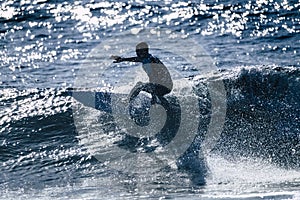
(136, 42), (149, 52)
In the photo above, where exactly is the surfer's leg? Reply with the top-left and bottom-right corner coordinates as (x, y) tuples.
(150, 84), (171, 104)
(129, 83), (155, 101)
(129, 83), (171, 104)
(156, 84), (171, 96)
(128, 83), (153, 126)
(128, 82), (145, 101)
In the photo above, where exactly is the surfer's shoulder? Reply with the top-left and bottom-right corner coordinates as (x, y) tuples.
(149, 55), (161, 63)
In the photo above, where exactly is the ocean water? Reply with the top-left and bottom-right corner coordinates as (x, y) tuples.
(1, 0), (300, 199)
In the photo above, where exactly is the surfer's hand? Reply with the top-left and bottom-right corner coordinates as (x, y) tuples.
(111, 55), (122, 63)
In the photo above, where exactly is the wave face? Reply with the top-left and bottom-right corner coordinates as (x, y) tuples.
(201, 66), (300, 169)
(1, 66), (299, 198)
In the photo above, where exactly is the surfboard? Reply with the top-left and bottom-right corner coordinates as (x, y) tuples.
(70, 90), (114, 113)
(68, 90), (180, 114)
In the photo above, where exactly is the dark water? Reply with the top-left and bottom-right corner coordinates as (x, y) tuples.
(1, 0), (300, 199)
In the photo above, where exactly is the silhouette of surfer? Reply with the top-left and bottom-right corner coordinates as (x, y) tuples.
(111, 42), (173, 104)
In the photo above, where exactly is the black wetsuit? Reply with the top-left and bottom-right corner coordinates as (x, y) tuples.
(129, 54), (173, 103)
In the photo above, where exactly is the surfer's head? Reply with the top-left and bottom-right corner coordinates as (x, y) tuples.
(136, 42), (149, 58)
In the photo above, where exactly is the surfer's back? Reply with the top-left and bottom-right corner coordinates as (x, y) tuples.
(141, 54), (173, 91)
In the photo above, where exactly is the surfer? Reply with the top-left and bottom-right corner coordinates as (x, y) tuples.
(111, 42), (173, 104)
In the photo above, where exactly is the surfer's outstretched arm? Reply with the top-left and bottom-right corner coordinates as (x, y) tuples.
(111, 56), (142, 63)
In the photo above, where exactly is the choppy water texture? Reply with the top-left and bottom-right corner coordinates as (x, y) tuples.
(1, 0), (300, 199)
